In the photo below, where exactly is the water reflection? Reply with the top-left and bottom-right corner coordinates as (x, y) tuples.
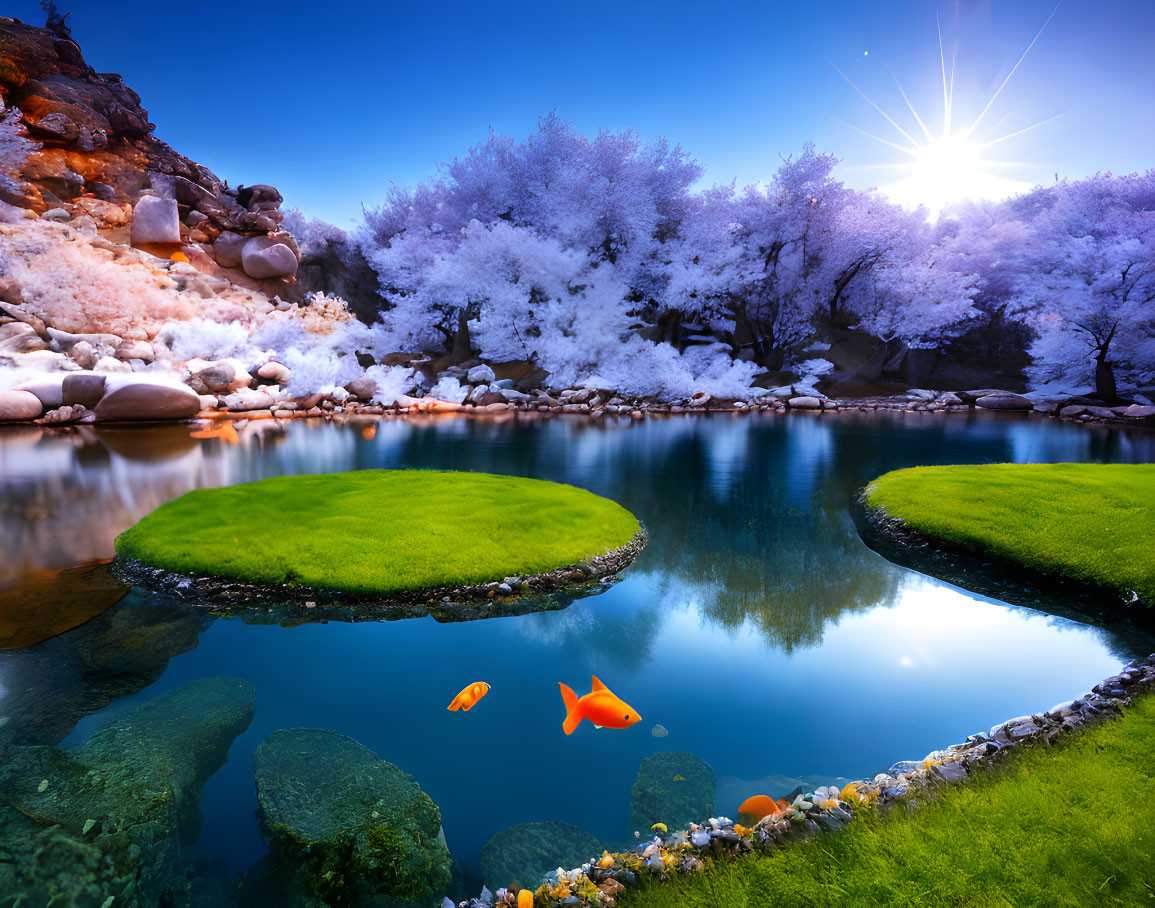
(0, 411), (1153, 895)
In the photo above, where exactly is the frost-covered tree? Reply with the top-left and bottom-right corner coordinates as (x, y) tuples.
(1005, 174), (1155, 398)
(662, 146), (976, 369)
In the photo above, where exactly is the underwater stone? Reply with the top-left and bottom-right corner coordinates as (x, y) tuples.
(480, 821), (604, 891)
(254, 727), (452, 907)
(0, 676), (254, 905)
(626, 751), (715, 839)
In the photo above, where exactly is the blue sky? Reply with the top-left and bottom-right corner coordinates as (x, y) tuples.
(12, 0), (1155, 224)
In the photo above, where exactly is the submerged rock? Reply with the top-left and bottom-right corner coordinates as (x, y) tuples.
(254, 728), (452, 907)
(480, 821), (604, 891)
(0, 676), (255, 905)
(627, 751), (715, 839)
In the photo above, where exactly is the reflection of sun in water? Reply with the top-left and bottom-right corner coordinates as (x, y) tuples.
(838, 9), (1059, 216)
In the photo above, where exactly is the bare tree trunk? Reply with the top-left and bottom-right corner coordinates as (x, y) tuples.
(449, 309), (472, 364)
(1094, 354), (1117, 402)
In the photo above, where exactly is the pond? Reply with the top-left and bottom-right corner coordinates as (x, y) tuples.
(1, 410), (1153, 902)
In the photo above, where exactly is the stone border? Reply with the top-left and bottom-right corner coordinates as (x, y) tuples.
(853, 494), (1155, 638)
(446, 652), (1155, 908)
(111, 528), (647, 614)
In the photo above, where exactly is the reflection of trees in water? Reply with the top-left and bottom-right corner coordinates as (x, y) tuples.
(3, 413), (1151, 664)
(384, 415), (910, 654)
(512, 594), (663, 671)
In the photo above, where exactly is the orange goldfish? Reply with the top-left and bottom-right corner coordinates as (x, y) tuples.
(558, 675), (641, 735)
(447, 681), (490, 712)
(738, 795), (789, 820)
(517, 889), (533, 908)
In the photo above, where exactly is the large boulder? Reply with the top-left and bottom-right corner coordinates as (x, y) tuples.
(481, 822), (604, 891)
(241, 235), (298, 279)
(62, 372), (107, 407)
(0, 677), (254, 905)
(212, 230), (248, 268)
(130, 195), (181, 244)
(0, 388), (44, 421)
(627, 751), (715, 838)
(94, 382), (201, 421)
(14, 377), (64, 409)
(255, 728), (452, 908)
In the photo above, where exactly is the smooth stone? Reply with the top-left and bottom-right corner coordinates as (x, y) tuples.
(256, 361), (291, 384)
(467, 364), (496, 384)
(212, 230), (247, 268)
(41, 207), (71, 221)
(115, 340), (155, 362)
(0, 389), (44, 421)
(345, 377), (377, 400)
(887, 760), (923, 777)
(221, 389), (276, 412)
(490, 378), (515, 390)
(241, 236), (298, 279)
(15, 378), (64, 409)
(789, 396), (823, 410)
(130, 195), (181, 244)
(61, 371), (107, 406)
(94, 383), (201, 422)
(69, 339), (96, 368)
(1122, 405), (1155, 419)
(974, 393), (1033, 411)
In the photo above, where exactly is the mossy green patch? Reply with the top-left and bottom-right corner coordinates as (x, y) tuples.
(863, 463), (1155, 603)
(621, 693), (1155, 907)
(115, 469), (641, 596)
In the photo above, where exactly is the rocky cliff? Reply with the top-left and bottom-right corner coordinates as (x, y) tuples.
(0, 15), (302, 286)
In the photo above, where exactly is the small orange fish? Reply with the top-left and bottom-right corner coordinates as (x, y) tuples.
(361, 425), (377, 440)
(170, 250), (190, 263)
(517, 889), (533, 908)
(558, 675), (641, 735)
(447, 681), (490, 712)
(190, 422), (239, 445)
(738, 795), (789, 820)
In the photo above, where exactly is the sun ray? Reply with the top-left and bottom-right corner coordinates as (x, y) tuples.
(831, 63), (920, 150)
(834, 119), (918, 157)
(963, 4), (1060, 139)
(980, 114), (1063, 148)
(891, 72), (934, 142)
(937, 16), (951, 136)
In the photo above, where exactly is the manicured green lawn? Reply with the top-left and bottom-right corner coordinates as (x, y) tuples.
(863, 463), (1155, 603)
(621, 694), (1155, 908)
(115, 470), (640, 595)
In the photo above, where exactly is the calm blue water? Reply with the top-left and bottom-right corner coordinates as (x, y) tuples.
(2, 410), (1153, 894)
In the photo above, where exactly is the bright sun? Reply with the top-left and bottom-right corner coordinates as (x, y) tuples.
(837, 11), (1058, 217)
(884, 134), (1028, 215)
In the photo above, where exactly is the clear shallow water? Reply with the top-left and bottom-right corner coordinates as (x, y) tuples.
(1, 411), (1153, 896)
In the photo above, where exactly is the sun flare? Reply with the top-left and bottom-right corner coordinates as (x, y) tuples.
(838, 9), (1058, 217)
(883, 134), (1030, 215)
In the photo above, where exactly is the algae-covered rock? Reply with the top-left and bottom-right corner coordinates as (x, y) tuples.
(480, 821), (604, 890)
(0, 592), (214, 749)
(254, 728), (452, 907)
(0, 676), (255, 906)
(627, 751), (715, 836)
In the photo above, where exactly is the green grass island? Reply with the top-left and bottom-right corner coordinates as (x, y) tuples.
(862, 463), (1155, 607)
(114, 470), (645, 604)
